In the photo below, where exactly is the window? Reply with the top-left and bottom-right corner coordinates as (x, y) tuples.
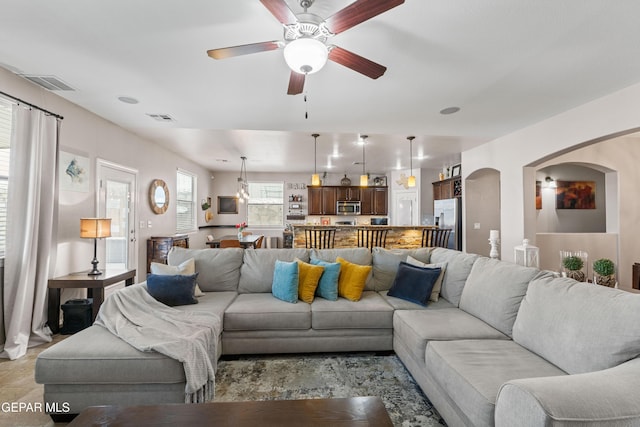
(0, 100), (12, 258)
(176, 169), (197, 233)
(247, 182), (284, 227)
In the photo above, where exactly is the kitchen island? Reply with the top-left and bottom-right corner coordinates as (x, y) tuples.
(293, 225), (436, 249)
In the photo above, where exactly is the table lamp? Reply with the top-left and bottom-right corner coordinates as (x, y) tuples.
(80, 218), (112, 276)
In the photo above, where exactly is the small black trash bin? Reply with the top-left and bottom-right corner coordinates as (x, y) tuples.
(60, 298), (93, 335)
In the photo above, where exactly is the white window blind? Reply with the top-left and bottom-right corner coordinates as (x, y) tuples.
(247, 182), (284, 227)
(0, 100), (12, 258)
(176, 169), (197, 233)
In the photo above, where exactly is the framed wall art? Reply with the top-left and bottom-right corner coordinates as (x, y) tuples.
(217, 196), (238, 214)
(535, 181), (542, 210)
(451, 164), (461, 177)
(59, 150), (90, 192)
(555, 180), (595, 209)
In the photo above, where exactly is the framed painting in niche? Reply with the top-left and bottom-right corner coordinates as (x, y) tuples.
(555, 180), (595, 209)
(218, 196), (238, 214)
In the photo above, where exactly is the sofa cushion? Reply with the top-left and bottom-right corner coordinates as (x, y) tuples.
(150, 258), (204, 296)
(309, 259), (340, 301)
(296, 259), (324, 303)
(387, 262), (441, 306)
(146, 273), (198, 306)
(311, 291), (393, 329)
(405, 256), (447, 302)
(310, 248), (374, 290)
(428, 248), (479, 306)
(336, 257), (372, 301)
(371, 247), (432, 291)
(224, 293), (311, 330)
(168, 247), (243, 292)
(239, 249), (309, 293)
(393, 308), (509, 364)
(513, 276), (640, 374)
(426, 340), (566, 427)
(271, 260), (299, 303)
(459, 257), (544, 337)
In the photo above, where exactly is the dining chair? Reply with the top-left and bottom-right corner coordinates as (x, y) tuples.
(305, 228), (336, 249)
(219, 239), (242, 248)
(254, 235), (264, 249)
(421, 228), (452, 248)
(357, 227), (390, 251)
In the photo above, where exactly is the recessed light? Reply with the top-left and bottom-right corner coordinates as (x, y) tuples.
(118, 96), (139, 104)
(440, 106), (460, 115)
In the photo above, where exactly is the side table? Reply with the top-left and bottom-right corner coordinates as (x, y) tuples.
(47, 269), (136, 334)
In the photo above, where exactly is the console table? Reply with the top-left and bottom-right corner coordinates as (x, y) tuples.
(47, 268), (136, 334)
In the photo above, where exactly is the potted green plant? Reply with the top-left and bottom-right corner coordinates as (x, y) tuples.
(562, 254), (586, 282)
(593, 258), (616, 287)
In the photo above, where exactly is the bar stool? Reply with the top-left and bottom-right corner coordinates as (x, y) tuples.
(421, 228), (452, 248)
(305, 228), (336, 249)
(357, 227), (390, 251)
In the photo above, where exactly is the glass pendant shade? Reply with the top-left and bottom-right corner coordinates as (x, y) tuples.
(407, 175), (416, 187)
(407, 136), (416, 188)
(312, 174), (320, 186)
(360, 175), (368, 186)
(284, 38), (328, 75)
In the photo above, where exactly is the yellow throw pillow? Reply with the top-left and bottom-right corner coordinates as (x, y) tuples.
(296, 258), (324, 303)
(336, 257), (372, 302)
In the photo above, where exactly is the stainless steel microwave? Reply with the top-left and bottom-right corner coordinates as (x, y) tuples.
(337, 201), (361, 215)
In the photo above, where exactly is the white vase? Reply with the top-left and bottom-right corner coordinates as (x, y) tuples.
(238, 231), (243, 239)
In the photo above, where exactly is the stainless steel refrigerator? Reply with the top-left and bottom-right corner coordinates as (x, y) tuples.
(433, 198), (462, 250)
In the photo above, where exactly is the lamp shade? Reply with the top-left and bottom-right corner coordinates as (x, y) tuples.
(80, 218), (112, 239)
(284, 38), (328, 75)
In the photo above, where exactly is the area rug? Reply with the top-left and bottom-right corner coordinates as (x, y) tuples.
(214, 352), (446, 426)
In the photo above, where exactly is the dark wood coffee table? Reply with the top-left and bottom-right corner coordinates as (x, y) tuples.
(68, 396), (393, 426)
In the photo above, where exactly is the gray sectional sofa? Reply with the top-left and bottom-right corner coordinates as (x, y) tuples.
(35, 246), (640, 426)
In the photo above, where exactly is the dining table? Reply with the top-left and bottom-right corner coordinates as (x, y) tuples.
(206, 234), (263, 249)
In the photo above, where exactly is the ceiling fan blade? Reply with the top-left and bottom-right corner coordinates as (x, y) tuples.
(207, 41), (282, 60)
(328, 46), (387, 79)
(325, 0), (405, 34)
(287, 71), (305, 95)
(260, 0), (298, 25)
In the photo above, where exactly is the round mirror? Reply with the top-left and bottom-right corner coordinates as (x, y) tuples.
(149, 179), (169, 214)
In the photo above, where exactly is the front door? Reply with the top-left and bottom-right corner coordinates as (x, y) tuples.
(96, 159), (138, 271)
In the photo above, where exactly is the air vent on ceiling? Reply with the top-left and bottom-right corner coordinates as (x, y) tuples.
(20, 75), (75, 91)
(146, 113), (176, 123)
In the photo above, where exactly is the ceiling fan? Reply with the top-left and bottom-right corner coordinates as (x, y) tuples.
(207, 0), (405, 95)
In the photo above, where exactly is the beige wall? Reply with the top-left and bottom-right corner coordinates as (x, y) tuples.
(0, 68), (215, 285)
(463, 81), (640, 290)
(465, 169), (500, 257)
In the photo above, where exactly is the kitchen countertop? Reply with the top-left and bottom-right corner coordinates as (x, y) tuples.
(293, 224), (435, 229)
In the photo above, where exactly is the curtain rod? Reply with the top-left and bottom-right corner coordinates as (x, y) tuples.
(0, 90), (64, 120)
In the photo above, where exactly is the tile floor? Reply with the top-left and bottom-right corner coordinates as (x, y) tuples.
(0, 335), (68, 427)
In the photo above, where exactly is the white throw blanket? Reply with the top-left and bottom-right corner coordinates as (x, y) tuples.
(94, 283), (220, 403)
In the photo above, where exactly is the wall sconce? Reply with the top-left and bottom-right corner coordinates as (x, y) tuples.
(545, 176), (556, 188)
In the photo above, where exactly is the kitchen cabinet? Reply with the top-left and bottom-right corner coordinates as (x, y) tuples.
(433, 177), (462, 200)
(336, 186), (360, 201)
(361, 187), (388, 215)
(308, 186), (337, 215)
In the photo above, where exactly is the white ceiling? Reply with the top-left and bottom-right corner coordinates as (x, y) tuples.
(2, 1), (640, 176)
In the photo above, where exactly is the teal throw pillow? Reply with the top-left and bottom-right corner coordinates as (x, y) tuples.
(388, 262), (441, 307)
(310, 258), (340, 301)
(146, 273), (199, 307)
(272, 260), (299, 303)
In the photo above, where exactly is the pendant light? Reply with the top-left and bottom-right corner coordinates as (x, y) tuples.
(311, 133), (320, 186)
(407, 136), (416, 188)
(236, 156), (250, 203)
(360, 135), (368, 186)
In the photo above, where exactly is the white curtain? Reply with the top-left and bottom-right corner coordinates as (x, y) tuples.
(1, 106), (59, 360)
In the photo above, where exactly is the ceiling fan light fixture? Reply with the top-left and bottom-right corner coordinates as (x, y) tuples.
(284, 38), (328, 75)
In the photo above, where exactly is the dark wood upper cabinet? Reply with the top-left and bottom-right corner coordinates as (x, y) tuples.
(308, 186), (337, 215)
(433, 177), (462, 200)
(361, 187), (388, 215)
(336, 186), (360, 201)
